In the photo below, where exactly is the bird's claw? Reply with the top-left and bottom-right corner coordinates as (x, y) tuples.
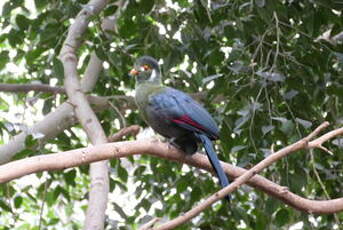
(167, 137), (178, 150)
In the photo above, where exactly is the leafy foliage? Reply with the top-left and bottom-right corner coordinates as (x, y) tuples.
(0, 0), (342, 229)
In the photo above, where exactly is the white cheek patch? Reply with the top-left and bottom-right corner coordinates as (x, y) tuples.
(149, 69), (158, 81)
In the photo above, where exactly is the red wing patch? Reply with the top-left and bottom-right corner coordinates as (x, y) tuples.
(171, 115), (205, 131)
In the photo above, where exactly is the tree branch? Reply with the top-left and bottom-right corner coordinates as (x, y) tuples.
(108, 125), (140, 142)
(308, 126), (343, 148)
(0, 102), (75, 164)
(0, 83), (65, 94)
(59, 1), (112, 230)
(0, 94), (109, 164)
(0, 86), (207, 163)
(0, 124), (342, 218)
(0, 15), (114, 164)
(155, 122), (334, 229)
(0, 83), (207, 108)
(0, 5), (133, 165)
(139, 218), (161, 230)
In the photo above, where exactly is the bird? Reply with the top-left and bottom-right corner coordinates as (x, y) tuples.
(130, 56), (230, 201)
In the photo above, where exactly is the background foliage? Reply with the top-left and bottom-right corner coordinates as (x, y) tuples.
(0, 0), (342, 229)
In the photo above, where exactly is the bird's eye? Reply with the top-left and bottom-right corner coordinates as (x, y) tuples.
(143, 65), (151, 71)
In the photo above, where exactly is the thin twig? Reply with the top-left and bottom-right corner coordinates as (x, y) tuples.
(108, 101), (127, 128)
(38, 179), (48, 230)
(139, 218), (161, 230)
(108, 125), (140, 142)
(272, 11), (281, 71)
(308, 126), (343, 148)
(309, 149), (342, 227)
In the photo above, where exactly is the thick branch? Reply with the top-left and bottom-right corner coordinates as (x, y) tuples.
(0, 102), (75, 164)
(0, 27), (111, 164)
(0, 95), (108, 164)
(155, 122), (337, 229)
(0, 83), (65, 94)
(59, 1), (110, 230)
(0, 126), (342, 215)
(0, 5), (134, 165)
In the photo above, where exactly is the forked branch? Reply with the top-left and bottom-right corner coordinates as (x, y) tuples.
(0, 123), (342, 228)
(154, 122), (341, 229)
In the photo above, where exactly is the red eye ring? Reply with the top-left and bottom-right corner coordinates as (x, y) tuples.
(143, 65), (151, 71)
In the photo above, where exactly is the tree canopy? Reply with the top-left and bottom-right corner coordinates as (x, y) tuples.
(0, 0), (342, 229)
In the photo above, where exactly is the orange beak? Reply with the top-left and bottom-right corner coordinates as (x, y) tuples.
(129, 68), (139, 76)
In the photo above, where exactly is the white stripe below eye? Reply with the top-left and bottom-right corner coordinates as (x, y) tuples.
(150, 69), (157, 81)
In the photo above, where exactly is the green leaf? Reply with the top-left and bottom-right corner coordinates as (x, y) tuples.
(283, 90), (298, 100)
(117, 162), (128, 183)
(138, 198), (151, 212)
(231, 145), (247, 153)
(95, 47), (107, 61)
(8, 28), (24, 47)
(262, 125), (274, 135)
(176, 177), (188, 193)
(13, 149), (35, 160)
(25, 134), (38, 148)
(257, 71), (285, 82)
(272, 117), (288, 123)
(333, 52), (343, 64)
(2, 0), (24, 17)
(25, 48), (45, 65)
(52, 58), (64, 80)
(0, 51), (10, 70)
(104, 4), (118, 16)
(133, 165), (146, 177)
(34, 0), (48, 9)
(14, 196), (23, 208)
(274, 209), (290, 226)
(42, 97), (54, 115)
(112, 202), (128, 219)
(255, 0), (265, 7)
(280, 120), (294, 135)
(0, 199), (12, 212)
(46, 191), (55, 206)
(17, 223), (32, 230)
(202, 74), (223, 84)
(139, 0), (154, 14)
(64, 169), (77, 186)
(53, 185), (71, 201)
(295, 118), (312, 129)
(15, 14), (30, 30)
(0, 97), (9, 112)
(265, 198), (279, 215)
(332, 138), (343, 148)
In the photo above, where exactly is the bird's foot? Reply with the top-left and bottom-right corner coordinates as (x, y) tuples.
(151, 137), (160, 143)
(167, 137), (179, 150)
(149, 133), (165, 143)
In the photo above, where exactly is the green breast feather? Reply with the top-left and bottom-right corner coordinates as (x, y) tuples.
(135, 83), (165, 122)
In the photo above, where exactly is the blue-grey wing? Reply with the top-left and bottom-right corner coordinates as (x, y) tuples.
(148, 87), (219, 139)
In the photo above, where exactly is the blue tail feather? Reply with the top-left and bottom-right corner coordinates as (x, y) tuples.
(196, 133), (230, 202)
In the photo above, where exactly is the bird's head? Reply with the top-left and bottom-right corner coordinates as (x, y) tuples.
(130, 56), (161, 85)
